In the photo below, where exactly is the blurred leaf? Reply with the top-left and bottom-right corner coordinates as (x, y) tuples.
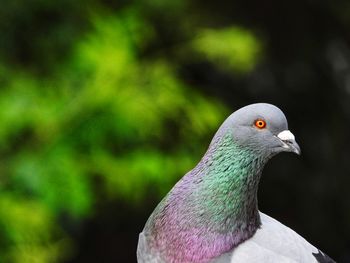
(0, 194), (70, 263)
(193, 26), (262, 73)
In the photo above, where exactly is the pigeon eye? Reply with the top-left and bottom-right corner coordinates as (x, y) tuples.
(254, 119), (266, 129)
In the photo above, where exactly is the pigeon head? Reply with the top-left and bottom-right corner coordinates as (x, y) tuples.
(220, 103), (300, 157)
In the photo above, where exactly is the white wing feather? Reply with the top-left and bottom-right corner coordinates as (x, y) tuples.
(216, 212), (319, 263)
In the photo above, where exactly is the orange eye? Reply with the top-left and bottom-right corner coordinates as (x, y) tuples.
(254, 119), (266, 129)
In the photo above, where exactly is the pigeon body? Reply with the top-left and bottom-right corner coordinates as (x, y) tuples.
(137, 103), (335, 263)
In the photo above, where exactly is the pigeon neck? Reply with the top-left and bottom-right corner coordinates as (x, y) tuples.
(148, 132), (268, 262)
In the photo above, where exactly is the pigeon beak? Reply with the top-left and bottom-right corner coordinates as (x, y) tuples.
(277, 130), (301, 155)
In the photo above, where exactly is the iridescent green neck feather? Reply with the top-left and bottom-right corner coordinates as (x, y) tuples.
(143, 131), (270, 263)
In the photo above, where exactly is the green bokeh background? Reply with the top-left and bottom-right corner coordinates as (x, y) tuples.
(0, 1), (349, 262)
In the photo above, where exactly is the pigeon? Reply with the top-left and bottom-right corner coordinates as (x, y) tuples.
(137, 103), (335, 263)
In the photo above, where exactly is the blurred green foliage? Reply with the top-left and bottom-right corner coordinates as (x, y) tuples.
(0, 4), (261, 262)
(194, 27), (261, 73)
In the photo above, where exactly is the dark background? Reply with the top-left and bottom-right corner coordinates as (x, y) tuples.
(0, 0), (349, 262)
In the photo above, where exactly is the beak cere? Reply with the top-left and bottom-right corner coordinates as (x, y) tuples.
(277, 130), (301, 155)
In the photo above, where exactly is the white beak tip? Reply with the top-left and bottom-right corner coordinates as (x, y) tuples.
(277, 130), (295, 141)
